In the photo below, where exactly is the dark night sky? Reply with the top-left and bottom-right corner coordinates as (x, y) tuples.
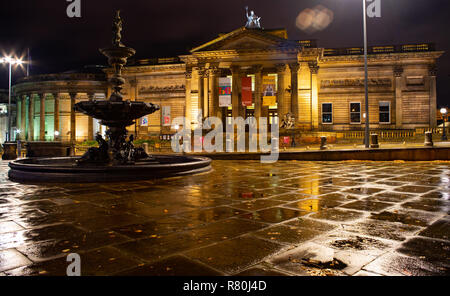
(0, 0), (449, 106)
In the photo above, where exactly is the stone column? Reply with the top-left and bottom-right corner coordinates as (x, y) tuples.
(69, 93), (77, 144)
(289, 63), (300, 122)
(429, 64), (437, 128)
(39, 93), (46, 141)
(197, 66), (205, 119)
(28, 94), (34, 141)
(394, 66), (403, 129)
(209, 66), (221, 119)
(276, 64), (287, 118)
(253, 65), (263, 126)
(52, 93), (60, 141)
(309, 61), (320, 129)
(87, 93), (95, 141)
(203, 70), (210, 118)
(231, 65), (241, 119)
(20, 95), (26, 140)
(185, 68), (193, 127)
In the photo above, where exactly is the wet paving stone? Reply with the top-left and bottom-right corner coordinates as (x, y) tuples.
(394, 185), (434, 194)
(232, 199), (285, 211)
(343, 187), (385, 196)
(0, 221), (24, 234)
(241, 207), (307, 223)
(16, 230), (131, 261)
(112, 217), (196, 239)
(184, 236), (283, 274)
(419, 219), (450, 240)
(366, 192), (415, 203)
(397, 237), (450, 266)
(402, 199), (450, 213)
(421, 191), (449, 199)
(284, 199), (343, 212)
(342, 220), (421, 241)
(0, 249), (32, 272)
(253, 225), (322, 244)
(5, 246), (141, 276)
(268, 192), (310, 202)
(74, 214), (149, 232)
(340, 200), (392, 212)
(285, 217), (338, 232)
(310, 208), (364, 222)
(269, 242), (346, 276)
(114, 255), (223, 276)
(180, 206), (248, 224)
(363, 252), (449, 276)
(370, 210), (437, 227)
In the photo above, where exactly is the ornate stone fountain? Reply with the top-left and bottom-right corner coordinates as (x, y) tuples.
(8, 11), (211, 183)
(75, 10), (159, 165)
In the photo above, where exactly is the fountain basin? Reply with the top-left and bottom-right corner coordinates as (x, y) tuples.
(8, 155), (212, 183)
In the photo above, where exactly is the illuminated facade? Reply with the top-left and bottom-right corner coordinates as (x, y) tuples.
(13, 27), (443, 143)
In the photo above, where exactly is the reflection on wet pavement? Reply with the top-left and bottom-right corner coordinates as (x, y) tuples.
(0, 160), (449, 276)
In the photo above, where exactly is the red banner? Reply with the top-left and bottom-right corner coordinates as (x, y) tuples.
(241, 77), (253, 107)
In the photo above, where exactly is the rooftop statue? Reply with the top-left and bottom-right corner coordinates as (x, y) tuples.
(245, 6), (261, 29)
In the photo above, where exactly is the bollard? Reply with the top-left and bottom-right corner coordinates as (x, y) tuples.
(370, 133), (379, 149)
(17, 140), (22, 158)
(424, 131), (433, 147)
(143, 143), (149, 154)
(320, 136), (327, 150)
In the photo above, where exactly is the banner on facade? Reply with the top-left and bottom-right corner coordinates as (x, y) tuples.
(241, 77), (253, 107)
(141, 116), (149, 127)
(262, 75), (276, 106)
(219, 77), (232, 107)
(162, 106), (171, 126)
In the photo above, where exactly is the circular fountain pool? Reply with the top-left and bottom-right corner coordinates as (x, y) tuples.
(8, 155), (212, 183)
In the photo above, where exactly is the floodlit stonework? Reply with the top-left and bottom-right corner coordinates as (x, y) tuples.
(12, 27), (443, 143)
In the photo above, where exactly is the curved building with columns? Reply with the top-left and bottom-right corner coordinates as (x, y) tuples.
(13, 26), (444, 143)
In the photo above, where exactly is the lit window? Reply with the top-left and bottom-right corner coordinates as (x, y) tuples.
(379, 102), (390, 123)
(350, 102), (361, 123)
(322, 103), (332, 124)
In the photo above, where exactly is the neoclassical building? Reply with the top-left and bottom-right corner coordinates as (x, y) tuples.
(13, 26), (443, 143)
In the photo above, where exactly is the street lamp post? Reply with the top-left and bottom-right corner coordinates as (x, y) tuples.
(0, 56), (23, 142)
(441, 108), (448, 141)
(363, 0), (370, 148)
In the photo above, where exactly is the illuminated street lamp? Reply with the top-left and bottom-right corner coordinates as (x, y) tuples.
(441, 107), (448, 141)
(0, 56), (23, 142)
(362, 0), (370, 148)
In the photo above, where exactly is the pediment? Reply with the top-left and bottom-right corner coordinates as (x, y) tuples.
(191, 27), (299, 53)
